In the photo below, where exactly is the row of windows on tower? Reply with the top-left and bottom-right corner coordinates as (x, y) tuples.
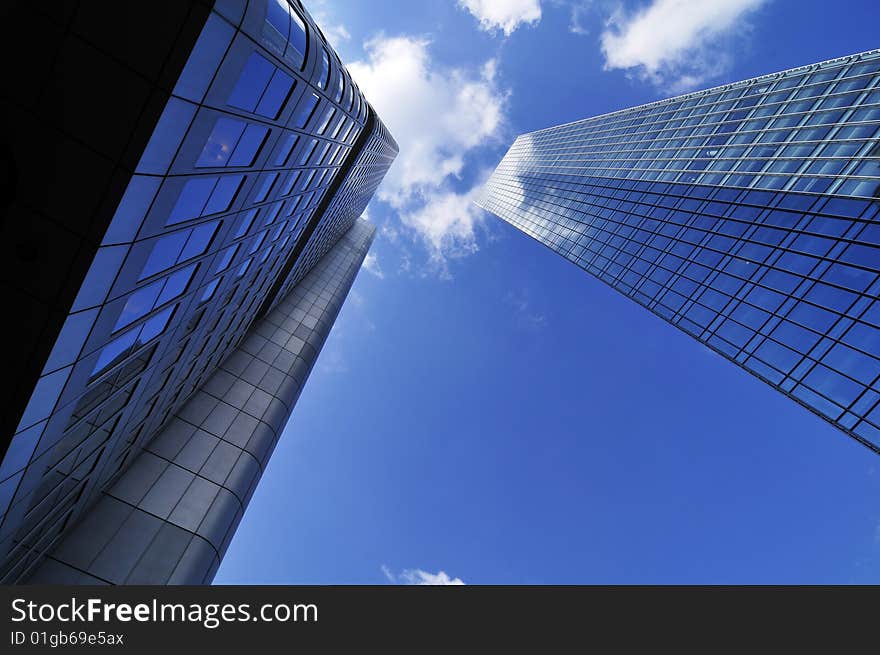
(526, 56), (880, 143)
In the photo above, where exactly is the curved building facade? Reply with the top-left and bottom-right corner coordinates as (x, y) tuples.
(0, 0), (397, 583)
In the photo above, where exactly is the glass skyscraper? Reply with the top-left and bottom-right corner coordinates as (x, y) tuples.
(0, 1), (396, 583)
(477, 50), (880, 454)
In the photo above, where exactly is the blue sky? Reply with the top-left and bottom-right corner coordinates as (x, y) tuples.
(214, 0), (880, 584)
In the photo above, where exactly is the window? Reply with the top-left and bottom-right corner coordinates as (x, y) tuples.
(345, 81), (354, 112)
(317, 107), (335, 134)
(92, 306), (175, 378)
(253, 172), (279, 203)
(234, 210), (257, 238)
(263, 0), (308, 69)
(199, 278), (221, 304)
(248, 230), (268, 255)
(116, 264), (197, 332)
(287, 8), (308, 66)
(291, 92), (319, 129)
(197, 118), (268, 168)
(274, 132), (299, 165)
(228, 52), (294, 118)
(140, 221), (219, 280)
(167, 175), (244, 225)
(316, 49), (330, 90)
(335, 72), (344, 103)
(316, 142), (332, 164)
(281, 170), (300, 195)
(261, 201), (282, 224)
(213, 244), (239, 273)
(298, 138), (318, 165)
(330, 115), (346, 139)
(298, 169), (315, 191)
(237, 259), (252, 278)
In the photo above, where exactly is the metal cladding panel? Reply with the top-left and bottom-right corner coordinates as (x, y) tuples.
(27, 219), (375, 584)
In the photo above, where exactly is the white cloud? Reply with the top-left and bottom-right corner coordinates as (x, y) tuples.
(399, 184), (487, 276)
(568, 1), (591, 35)
(458, 0), (543, 36)
(600, 0), (768, 90)
(382, 565), (465, 585)
(362, 252), (384, 279)
(348, 36), (508, 270)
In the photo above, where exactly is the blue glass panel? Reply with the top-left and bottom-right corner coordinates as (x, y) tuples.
(824, 343), (880, 385)
(157, 264), (197, 305)
(274, 133), (299, 166)
(248, 231), (267, 255)
(265, 0), (290, 41)
(292, 93), (319, 129)
(254, 172), (278, 203)
(167, 177), (217, 225)
(261, 202), (282, 224)
(317, 107), (335, 134)
(234, 210), (257, 238)
(755, 339), (801, 373)
(203, 175), (244, 215)
(140, 306), (175, 343)
(140, 231), (189, 279)
(213, 245), (239, 273)
(298, 138), (317, 165)
(229, 124), (268, 166)
(197, 117), (246, 167)
(200, 277), (221, 303)
(317, 49), (330, 89)
(180, 221), (220, 261)
(804, 364), (863, 407)
(256, 69), (294, 118)
(281, 171), (300, 195)
(331, 115), (346, 139)
(844, 322), (880, 353)
(114, 282), (162, 332)
(287, 9), (307, 68)
(298, 170), (315, 190)
(92, 330), (138, 377)
(335, 71), (344, 103)
(228, 53), (274, 113)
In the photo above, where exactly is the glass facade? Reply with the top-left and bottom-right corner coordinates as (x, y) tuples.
(0, 0), (397, 582)
(477, 49), (880, 453)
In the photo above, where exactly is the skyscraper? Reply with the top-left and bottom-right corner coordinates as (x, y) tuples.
(477, 50), (880, 454)
(0, 1), (397, 583)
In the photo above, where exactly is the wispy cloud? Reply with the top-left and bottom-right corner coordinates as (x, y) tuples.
(567, 1), (592, 35)
(348, 36), (508, 274)
(306, 0), (352, 51)
(382, 565), (466, 585)
(506, 290), (548, 330)
(600, 0), (769, 91)
(458, 0), (543, 36)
